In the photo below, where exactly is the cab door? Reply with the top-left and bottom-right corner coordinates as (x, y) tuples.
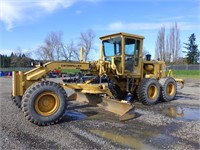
(124, 37), (141, 76)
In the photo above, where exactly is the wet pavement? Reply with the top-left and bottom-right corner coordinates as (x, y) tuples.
(1, 77), (200, 149)
(64, 110), (87, 120)
(162, 106), (200, 121)
(90, 129), (155, 149)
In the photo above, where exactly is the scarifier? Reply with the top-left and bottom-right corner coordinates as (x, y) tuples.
(11, 32), (184, 125)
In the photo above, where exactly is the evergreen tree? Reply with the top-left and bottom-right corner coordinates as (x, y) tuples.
(0, 54), (11, 67)
(10, 53), (18, 67)
(0, 51), (32, 68)
(11, 52), (14, 57)
(183, 33), (199, 64)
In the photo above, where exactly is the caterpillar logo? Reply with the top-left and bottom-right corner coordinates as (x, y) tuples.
(61, 64), (82, 68)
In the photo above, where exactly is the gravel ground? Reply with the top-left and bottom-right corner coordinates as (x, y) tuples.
(0, 77), (200, 150)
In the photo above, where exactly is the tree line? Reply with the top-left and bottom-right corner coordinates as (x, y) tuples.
(0, 29), (96, 68)
(36, 29), (95, 62)
(0, 51), (33, 68)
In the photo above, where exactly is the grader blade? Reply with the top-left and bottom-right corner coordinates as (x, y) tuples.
(68, 93), (77, 101)
(98, 98), (135, 121)
(119, 108), (136, 121)
(73, 92), (135, 121)
(97, 98), (134, 115)
(78, 92), (102, 105)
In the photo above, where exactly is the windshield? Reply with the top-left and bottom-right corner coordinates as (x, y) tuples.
(103, 37), (122, 57)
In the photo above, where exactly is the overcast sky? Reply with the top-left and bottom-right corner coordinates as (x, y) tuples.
(0, 0), (199, 60)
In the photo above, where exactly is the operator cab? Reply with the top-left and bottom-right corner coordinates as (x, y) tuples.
(100, 32), (144, 76)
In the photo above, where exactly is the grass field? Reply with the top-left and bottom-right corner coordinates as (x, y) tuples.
(61, 69), (80, 73)
(171, 70), (200, 79)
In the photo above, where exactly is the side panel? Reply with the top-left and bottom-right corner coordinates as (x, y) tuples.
(143, 61), (167, 79)
(159, 62), (167, 78)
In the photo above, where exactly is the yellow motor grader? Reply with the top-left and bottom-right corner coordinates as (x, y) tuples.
(11, 32), (184, 125)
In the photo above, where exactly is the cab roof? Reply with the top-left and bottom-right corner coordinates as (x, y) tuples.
(99, 32), (145, 40)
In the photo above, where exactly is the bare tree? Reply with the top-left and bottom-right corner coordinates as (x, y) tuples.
(61, 40), (77, 61)
(175, 23), (181, 61)
(78, 29), (95, 61)
(165, 35), (170, 62)
(168, 22), (181, 62)
(10, 47), (32, 67)
(37, 30), (96, 61)
(15, 47), (32, 58)
(155, 26), (165, 61)
(155, 22), (181, 63)
(169, 25), (175, 62)
(71, 46), (80, 61)
(37, 31), (63, 61)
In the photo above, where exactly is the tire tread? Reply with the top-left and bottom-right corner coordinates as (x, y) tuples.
(21, 81), (67, 126)
(137, 78), (160, 105)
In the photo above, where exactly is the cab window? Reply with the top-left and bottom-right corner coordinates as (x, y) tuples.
(125, 38), (135, 55)
(134, 40), (140, 66)
(103, 37), (121, 57)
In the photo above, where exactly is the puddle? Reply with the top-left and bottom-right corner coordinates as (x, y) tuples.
(176, 95), (197, 100)
(90, 129), (155, 149)
(64, 110), (87, 120)
(162, 106), (200, 121)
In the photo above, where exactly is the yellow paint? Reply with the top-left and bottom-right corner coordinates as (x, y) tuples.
(80, 47), (84, 62)
(35, 92), (60, 116)
(174, 78), (185, 89)
(147, 84), (158, 100)
(166, 83), (175, 96)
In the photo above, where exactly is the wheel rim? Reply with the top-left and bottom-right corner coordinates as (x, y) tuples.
(147, 84), (158, 100)
(35, 92), (59, 116)
(166, 83), (175, 96)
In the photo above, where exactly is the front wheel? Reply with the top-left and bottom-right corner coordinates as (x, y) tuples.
(21, 81), (67, 126)
(11, 95), (22, 109)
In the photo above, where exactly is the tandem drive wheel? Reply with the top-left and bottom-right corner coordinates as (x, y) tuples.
(21, 81), (67, 126)
(159, 77), (177, 102)
(137, 78), (161, 105)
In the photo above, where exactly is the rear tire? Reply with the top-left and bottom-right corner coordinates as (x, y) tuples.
(137, 78), (160, 105)
(21, 81), (67, 126)
(159, 77), (177, 102)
